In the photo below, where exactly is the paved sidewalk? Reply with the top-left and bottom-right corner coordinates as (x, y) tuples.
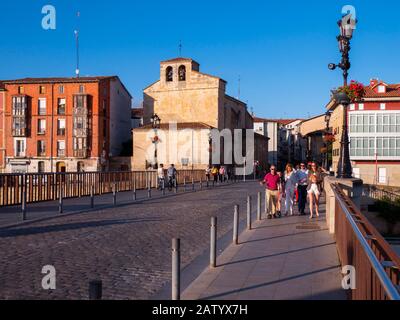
(182, 202), (346, 300)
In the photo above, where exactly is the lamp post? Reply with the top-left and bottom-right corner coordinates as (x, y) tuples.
(328, 12), (357, 179)
(150, 114), (161, 169)
(324, 111), (332, 172)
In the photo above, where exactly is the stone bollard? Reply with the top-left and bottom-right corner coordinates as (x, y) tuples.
(89, 280), (102, 300)
(183, 177), (187, 192)
(192, 178), (195, 191)
(247, 195), (252, 230)
(172, 238), (181, 300)
(21, 189), (27, 221)
(113, 183), (117, 206)
(59, 187), (64, 214)
(200, 178), (203, 190)
(90, 184), (95, 209)
(257, 192), (262, 221)
(210, 217), (217, 268)
(233, 205), (239, 245)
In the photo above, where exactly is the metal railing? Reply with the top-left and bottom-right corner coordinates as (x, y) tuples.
(332, 183), (400, 300)
(363, 184), (400, 202)
(0, 170), (206, 207)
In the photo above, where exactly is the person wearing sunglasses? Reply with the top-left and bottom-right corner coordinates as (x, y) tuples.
(296, 163), (309, 215)
(260, 165), (282, 219)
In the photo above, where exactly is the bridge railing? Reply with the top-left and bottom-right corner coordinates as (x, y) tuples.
(363, 184), (400, 202)
(0, 170), (206, 207)
(332, 183), (400, 300)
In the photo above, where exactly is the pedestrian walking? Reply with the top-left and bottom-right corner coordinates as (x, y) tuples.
(296, 163), (309, 215)
(211, 166), (219, 183)
(307, 162), (327, 219)
(219, 166), (226, 183)
(283, 164), (298, 216)
(260, 165), (282, 219)
(157, 164), (165, 190)
(205, 165), (211, 182)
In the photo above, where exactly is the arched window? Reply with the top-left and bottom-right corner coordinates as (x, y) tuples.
(166, 66), (173, 82)
(178, 65), (186, 81)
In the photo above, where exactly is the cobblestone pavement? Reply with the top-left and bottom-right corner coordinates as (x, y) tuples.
(0, 182), (263, 300)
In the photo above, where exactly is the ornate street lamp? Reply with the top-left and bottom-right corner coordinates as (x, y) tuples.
(324, 110), (333, 172)
(150, 114), (161, 169)
(328, 12), (357, 179)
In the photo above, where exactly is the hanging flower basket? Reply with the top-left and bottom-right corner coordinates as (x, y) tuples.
(335, 80), (365, 103)
(323, 133), (336, 143)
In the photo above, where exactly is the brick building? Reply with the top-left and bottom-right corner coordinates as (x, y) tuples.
(0, 82), (5, 171)
(327, 79), (400, 186)
(1, 76), (132, 173)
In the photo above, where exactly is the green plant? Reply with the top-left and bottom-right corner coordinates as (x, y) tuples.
(337, 80), (366, 102)
(375, 196), (400, 235)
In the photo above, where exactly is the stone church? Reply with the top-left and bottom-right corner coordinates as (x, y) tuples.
(132, 57), (268, 171)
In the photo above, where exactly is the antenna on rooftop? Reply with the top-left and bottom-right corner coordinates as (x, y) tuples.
(238, 75), (241, 100)
(179, 40), (182, 57)
(74, 11), (80, 78)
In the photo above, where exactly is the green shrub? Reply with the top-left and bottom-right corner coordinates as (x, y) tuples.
(375, 196), (400, 235)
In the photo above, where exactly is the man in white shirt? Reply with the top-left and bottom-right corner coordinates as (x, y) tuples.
(157, 164), (165, 190)
(296, 163), (309, 215)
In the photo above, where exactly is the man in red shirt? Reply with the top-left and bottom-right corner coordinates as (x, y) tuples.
(260, 165), (282, 219)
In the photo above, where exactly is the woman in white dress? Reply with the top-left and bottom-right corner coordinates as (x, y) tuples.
(283, 164), (298, 216)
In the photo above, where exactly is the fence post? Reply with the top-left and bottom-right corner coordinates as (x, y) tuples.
(192, 177), (195, 191)
(172, 238), (181, 301)
(148, 184), (152, 198)
(257, 192), (262, 221)
(210, 217), (217, 268)
(113, 183), (117, 206)
(59, 186), (63, 214)
(21, 184), (27, 221)
(90, 184), (94, 209)
(247, 195), (252, 230)
(233, 205), (239, 245)
(183, 177), (186, 192)
(89, 280), (102, 300)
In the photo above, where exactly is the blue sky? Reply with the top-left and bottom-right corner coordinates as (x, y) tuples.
(1, 0), (400, 119)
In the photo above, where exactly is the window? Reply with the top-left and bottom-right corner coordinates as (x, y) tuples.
(349, 114), (375, 133)
(378, 168), (387, 184)
(166, 66), (173, 82)
(37, 119), (46, 135)
(358, 104), (364, 110)
(79, 85), (85, 93)
(350, 137), (375, 157)
(38, 161), (45, 173)
(376, 137), (400, 157)
(378, 85), (386, 93)
(37, 140), (46, 156)
(376, 113), (400, 133)
(350, 104), (355, 111)
(15, 139), (26, 157)
(59, 85), (64, 94)
(57, 141), (65, 157)
(178, 65), (186, 81)
(57, 119), (66, 136)
(39, 86), (46, 94)
(38, 98), (47, 115)
(380, 103), (386, 110)
(58, 98), (66, 115)
(18, 86), (24, 94)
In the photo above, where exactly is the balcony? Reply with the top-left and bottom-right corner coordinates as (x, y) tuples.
(73, 149), (87, 158)
(57, 149), (66, 158)
(12, 128), (28, 137)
